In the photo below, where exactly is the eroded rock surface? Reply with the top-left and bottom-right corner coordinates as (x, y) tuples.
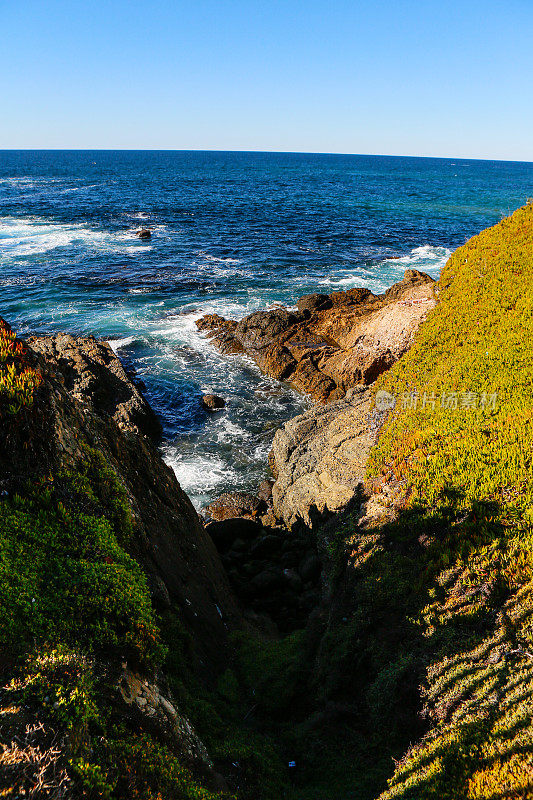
(117, 665), (212, 768)
(270, 387), (386, 529)
(29, 334), (162, 438)
(197, 269), (435, 402)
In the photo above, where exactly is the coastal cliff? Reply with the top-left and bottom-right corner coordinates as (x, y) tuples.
(1, 205), (532, 799)
(0, 325), (240, 797)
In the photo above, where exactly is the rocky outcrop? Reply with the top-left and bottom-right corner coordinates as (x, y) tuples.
(1, 333), (242, 674)
(201, 393), (226, 411)
(29, 333), (162, 438)
(117, 664), (212, 769)
(270, 386), (386, 529)
(203, 491), (266, 522)
(197, 269), (435, 402)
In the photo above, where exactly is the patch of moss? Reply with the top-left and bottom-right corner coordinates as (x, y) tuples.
(0, 466), (160, 664)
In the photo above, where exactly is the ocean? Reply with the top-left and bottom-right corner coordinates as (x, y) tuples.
(1, 150), (532, 507)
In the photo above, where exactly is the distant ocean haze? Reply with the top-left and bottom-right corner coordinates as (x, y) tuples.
(1, 150), (532, 506)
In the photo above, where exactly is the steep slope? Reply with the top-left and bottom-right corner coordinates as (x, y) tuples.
(367, 201), (533, 799)
(0, 322), (240, 798)
(308, 203), (533, 799)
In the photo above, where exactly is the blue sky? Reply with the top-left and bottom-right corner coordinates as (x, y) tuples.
(1, 0), (532, 159)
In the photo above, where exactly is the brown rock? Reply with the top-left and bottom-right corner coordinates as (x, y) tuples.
(137, 228), (152, 239)
(201, 394), (225, 411)
(196, 314), (244, 355)
(257, 479), (275, 504)
(195, 270), (436, 403)
(297, 293), (332, 315)
(28, 334), (162, 439)
(203, 491), (266, 522)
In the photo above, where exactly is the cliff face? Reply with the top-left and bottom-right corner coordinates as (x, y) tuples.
(0, 325), (240, 798)
(269, 386), (379, 529)
(8, 333), (242, 668)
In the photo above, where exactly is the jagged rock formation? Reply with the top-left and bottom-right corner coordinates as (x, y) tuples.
(197, 269), (435, 403)
(4, 333), (242, 672)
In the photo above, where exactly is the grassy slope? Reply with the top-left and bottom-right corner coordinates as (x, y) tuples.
(367, 203), (533, 798)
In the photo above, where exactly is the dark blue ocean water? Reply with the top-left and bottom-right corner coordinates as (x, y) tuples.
(1, 150), (532, 506)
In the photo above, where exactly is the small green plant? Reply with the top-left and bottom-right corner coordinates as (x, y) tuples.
(0, 318), (42, 415)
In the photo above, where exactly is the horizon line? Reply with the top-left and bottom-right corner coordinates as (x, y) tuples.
(1, 148), (532, 165)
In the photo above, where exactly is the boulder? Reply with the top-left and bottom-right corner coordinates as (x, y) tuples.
(257, 478), (275, 505)
(298, 553), (322, 583)
(196, 315), (244, 355)
(203, 491), (266, 522)
(137, 228), (152, 239)
(269, 386), (384, 529)
(249, 534), (282, 558)
(234, 308), (298, 352)
(204, 518), (262, 551)
(201, 394), (225, 411)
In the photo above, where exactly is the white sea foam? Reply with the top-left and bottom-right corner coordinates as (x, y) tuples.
(196, 250), (242, 265)
(162, 448), (231, 506)
(318, 244), (451, 293)
(0, 216), (151, 258)
(108, 336), (136, 353)
(214, 418), (249, 442)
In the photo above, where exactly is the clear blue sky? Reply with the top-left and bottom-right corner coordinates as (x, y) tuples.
(2, 0), (532, 159)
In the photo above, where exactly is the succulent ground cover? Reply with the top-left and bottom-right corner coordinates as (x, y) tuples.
(366, 203), (533, 798)
(0, 318), (42, 416)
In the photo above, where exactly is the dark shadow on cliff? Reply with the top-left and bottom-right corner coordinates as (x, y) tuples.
(237, 487), (512, 800)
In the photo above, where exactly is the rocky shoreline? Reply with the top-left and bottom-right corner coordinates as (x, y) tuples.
(195, 268), (434, 532)
(196, 267), (435, 403)
(186, 268), (436, 629)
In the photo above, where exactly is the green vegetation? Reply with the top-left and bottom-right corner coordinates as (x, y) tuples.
(365, 203), (533, 798)
(0, 441), (221, 798)
(2, 206), (533, 799)
(0, 452), (160, 663)
(0, 317), (42, 415)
